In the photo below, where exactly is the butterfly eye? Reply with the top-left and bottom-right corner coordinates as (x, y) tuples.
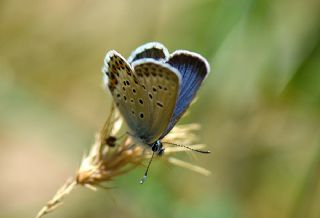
(151, 144), (158, 152)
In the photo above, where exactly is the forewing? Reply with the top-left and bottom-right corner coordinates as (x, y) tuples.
(103, 51), (181, 144)
(160, 51), (210, 138)
(132, 59), (181, 143)
(103, 50), (152, 137)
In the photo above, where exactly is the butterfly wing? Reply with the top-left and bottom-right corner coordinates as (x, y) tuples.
(131, 59), (181, 143)
(103, 51), (181, 144)
(127, 42), (169, 64)
(160, 51), (210, 139)
(103, 51), (149, 136)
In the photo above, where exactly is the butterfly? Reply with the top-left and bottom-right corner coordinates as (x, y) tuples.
(102, 42), (210, 183)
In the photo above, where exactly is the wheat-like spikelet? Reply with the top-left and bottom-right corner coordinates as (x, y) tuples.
(36, 104), (210, 218)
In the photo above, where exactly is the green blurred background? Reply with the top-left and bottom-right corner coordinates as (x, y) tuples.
(1, 0), (320, 217)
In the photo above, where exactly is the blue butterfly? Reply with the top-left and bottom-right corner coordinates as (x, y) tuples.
(102, 42), (210, 183)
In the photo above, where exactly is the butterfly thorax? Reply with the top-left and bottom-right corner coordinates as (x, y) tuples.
(131, 135), (164, 156)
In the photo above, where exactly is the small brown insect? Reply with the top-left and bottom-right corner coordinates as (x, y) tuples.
(105, 135), (117, 147)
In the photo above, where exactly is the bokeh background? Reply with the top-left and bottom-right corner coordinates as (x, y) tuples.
(1, 0), (320, 217)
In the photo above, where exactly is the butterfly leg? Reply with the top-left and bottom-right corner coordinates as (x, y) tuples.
(127, 143), (136, 150)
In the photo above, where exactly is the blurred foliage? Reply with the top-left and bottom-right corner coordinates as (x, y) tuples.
(1, 0), (320, 217)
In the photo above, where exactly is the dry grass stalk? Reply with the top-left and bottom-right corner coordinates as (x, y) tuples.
(36, 104), (210, 218)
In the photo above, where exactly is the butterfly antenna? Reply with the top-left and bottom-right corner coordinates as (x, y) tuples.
(140, 151), (155, 184)
(162, 142), (210, 154)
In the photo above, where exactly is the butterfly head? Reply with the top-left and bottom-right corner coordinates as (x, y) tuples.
(150, 140), (164, 156)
